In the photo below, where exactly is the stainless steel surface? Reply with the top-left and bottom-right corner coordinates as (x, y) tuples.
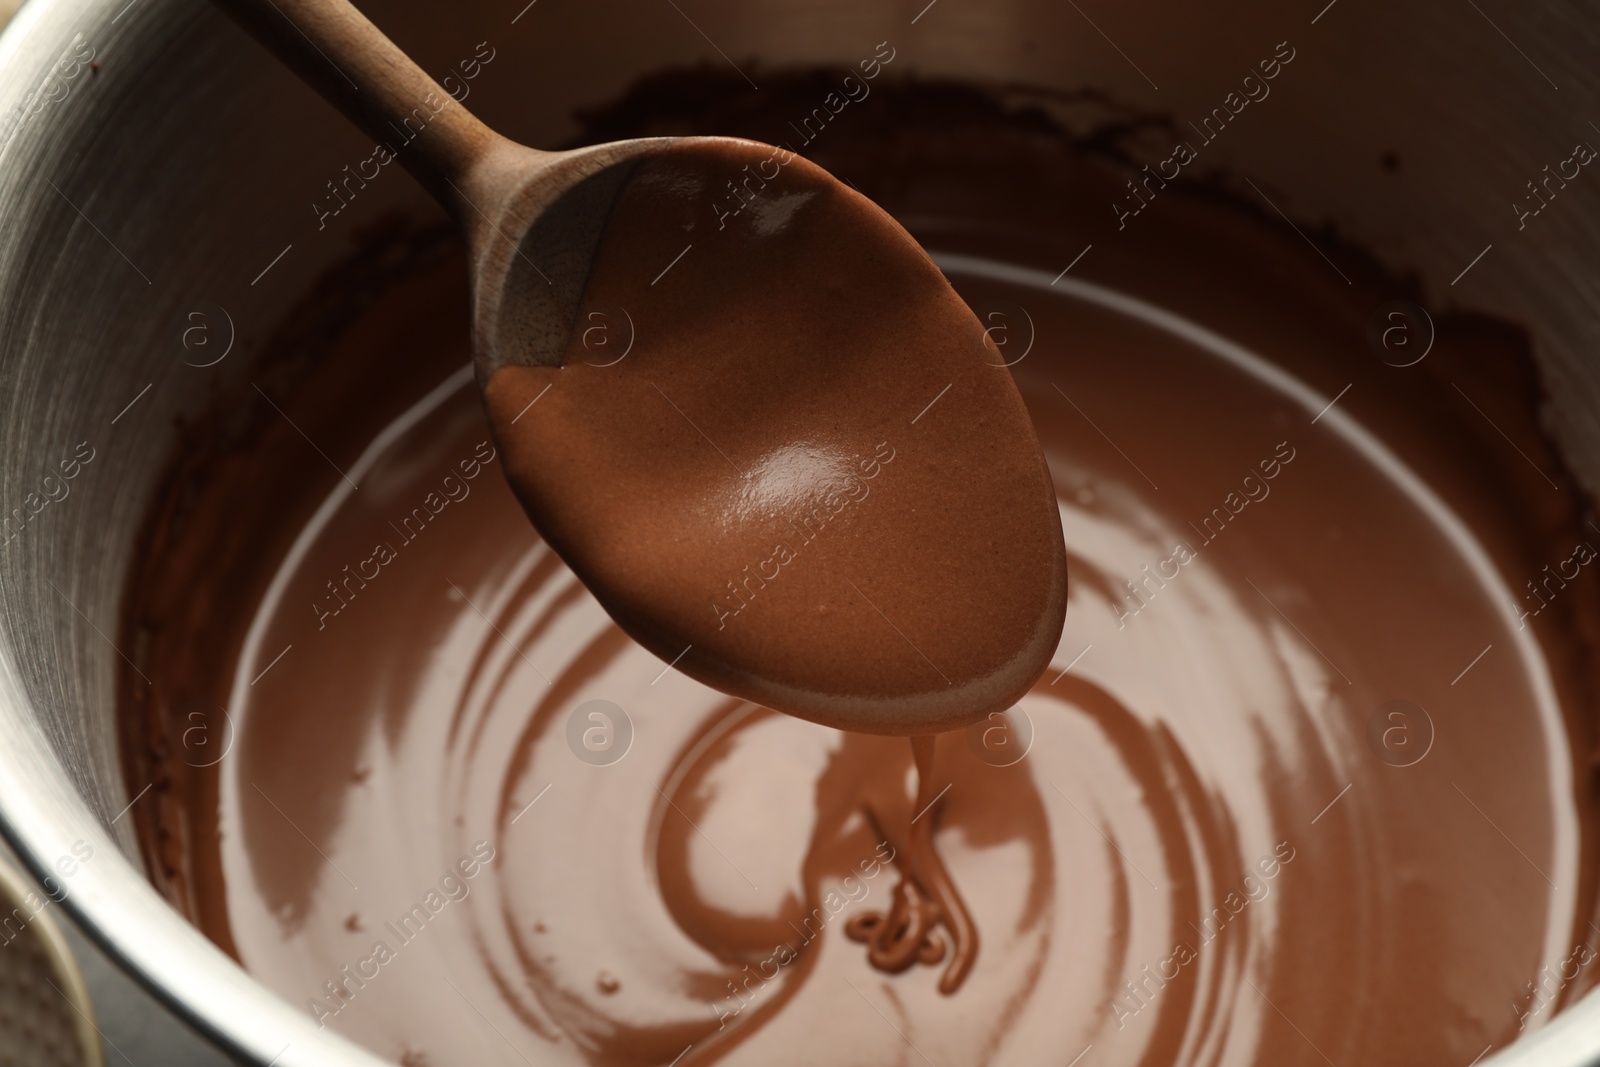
(0, 0), (1596, 1063)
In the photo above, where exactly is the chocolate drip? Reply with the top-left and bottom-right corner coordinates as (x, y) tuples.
(846, 734), (979, 993)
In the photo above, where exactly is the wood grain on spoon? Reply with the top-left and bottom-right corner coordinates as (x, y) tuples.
(213, 0), (1068, 733)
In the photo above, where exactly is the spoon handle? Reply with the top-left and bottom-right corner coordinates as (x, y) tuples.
(212, 0), (501, 209)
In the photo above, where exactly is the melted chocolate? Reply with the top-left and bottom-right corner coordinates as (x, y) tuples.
(120, 75), (1600, 1067)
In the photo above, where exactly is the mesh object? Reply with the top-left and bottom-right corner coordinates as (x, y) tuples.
(0, 858), (101, 1067)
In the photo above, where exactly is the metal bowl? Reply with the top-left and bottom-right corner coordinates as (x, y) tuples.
(0, 0), (1598, 1063)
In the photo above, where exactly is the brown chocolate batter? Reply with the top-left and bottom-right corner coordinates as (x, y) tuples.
(121, 75), (1600, 1067)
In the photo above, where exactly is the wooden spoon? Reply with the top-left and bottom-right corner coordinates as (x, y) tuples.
(217, 0), (1069, 734)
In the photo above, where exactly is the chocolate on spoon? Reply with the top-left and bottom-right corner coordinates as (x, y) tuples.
(216, 0), (1067, 734)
